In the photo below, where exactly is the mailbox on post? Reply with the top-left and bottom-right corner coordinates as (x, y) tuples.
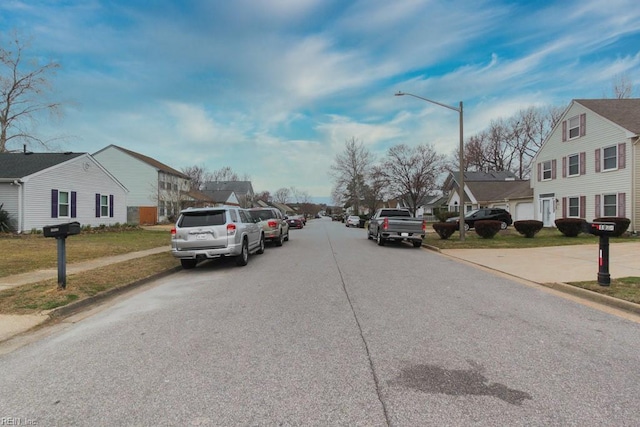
(584, 221), (616, 286)
(43, 221), (81, 289)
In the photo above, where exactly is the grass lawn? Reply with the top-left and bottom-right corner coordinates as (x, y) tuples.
(0, 228), (170, 277)
(566, 277), (640, 304)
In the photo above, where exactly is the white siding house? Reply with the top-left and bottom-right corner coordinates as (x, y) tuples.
(531, 99), (639, 232)
(93, 145), (192, 224)
(0, 152), (128, 233)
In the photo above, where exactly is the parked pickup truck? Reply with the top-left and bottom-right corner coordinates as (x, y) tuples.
(367, 208), (426, 247)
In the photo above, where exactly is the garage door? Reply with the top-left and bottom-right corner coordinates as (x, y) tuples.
(515, 202), (534, 221)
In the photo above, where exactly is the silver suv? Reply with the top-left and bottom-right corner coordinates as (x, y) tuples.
(248, 207), (289, 246)
(171, 206), (264, 269)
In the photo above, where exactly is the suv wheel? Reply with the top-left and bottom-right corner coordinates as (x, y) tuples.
(181, 259), (197, 269)
(500, 221), (508, 230)
(236, 239), (249, 266)
(275, 229), (284, 247)
(464, 223), (470, 232)
(257, 234), (265, 254)
(284, 229), (289, 241)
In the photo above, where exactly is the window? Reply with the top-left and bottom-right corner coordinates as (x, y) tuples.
(568, 197), (580, 217)
(59, 191), (70, 218)
(159, 201), (165, 216)
(603, 145), (617, 171)
(542, 160), (552, 180)
(568, 154), (579, 176)
(100, 195), (109, 217)
(603, 194), (617, 216)
(568, 116), (580, 139)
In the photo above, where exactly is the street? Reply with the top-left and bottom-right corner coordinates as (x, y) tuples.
(2, 217), (640, 426)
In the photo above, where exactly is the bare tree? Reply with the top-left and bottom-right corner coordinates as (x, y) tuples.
(611, 73), (634, 99)
(210, 166), (240, 182)
(362, 165), (389, 215)
(1, 33), (62, 152)
(273, 187), (291, 204)
(181, 165), (213, 191)
(254, 191), (270, 202)
(329, 137), (374, 214)
(380, 143), (445, 216)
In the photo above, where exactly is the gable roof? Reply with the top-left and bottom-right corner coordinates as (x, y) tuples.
(203, 181), (254, 195)
(0, 152), (85, 179)
(575, 99), (640, 134)
(444, 170), (518, 190)
(202, 189), (238, 203)
(94, 145), (190, 179)
(466, 180), (532, 203)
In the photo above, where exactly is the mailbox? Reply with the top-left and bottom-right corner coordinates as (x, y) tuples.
(585, 221), (616, 236)
(43, 221), (81, 238)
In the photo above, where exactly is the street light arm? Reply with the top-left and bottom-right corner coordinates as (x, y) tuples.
(395, 91), (460, 113)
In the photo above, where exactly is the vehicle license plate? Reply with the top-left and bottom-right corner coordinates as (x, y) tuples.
(401, 232), (409, 237)
(196, 233), (208, 240)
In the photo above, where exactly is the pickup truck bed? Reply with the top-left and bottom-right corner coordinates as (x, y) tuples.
(367, 208), (426, 248)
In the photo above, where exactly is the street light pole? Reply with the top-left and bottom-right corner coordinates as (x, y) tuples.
(395, 91), (465, 240)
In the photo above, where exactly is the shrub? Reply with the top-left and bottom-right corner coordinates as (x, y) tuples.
(555, 218), (586, 237)
(474, 220), (501, 239)
(592, 217), (630, 237)
(0, 203), (13, 233)
(436, 211), (460, 223)
(513, 220), (544, 238)
(432, 222), (457, 240)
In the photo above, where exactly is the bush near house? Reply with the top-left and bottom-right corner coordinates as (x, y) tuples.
(0, 204), (13, 233)
(592, 217), (631, 237)
(432, 222), (457, 240)
(436, 211), (459, 223)
(555, 218), (586, 237)
(513, 220), (544, 238)
(474, 220), (502, 239)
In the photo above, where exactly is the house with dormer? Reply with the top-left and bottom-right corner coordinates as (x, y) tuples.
(531, 99), (639, 232)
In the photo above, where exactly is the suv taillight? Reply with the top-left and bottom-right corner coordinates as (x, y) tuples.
(227, 223), (236, 236)
(267, 220), (278, 228)
(171, 227), (176, 238)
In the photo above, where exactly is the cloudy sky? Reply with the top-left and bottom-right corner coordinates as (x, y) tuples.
(2, 0), (639, 203)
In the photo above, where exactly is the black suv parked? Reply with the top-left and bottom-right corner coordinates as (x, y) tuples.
(447, 208), (513, 231)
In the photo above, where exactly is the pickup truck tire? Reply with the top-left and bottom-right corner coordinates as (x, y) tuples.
(412, 241), (422, 248)
(181, 259), (198, 269)
(367, 229), (373, 240)
(236, 239), (249, 266)
(376, 232), (385, 246)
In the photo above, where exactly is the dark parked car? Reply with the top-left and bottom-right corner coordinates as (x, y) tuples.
(447, 208), (513, 231)
(286, 216), (304, 229)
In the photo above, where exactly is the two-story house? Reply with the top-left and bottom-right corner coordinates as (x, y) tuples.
(531, 99), (639, 233)
(93, 145), (191, 224)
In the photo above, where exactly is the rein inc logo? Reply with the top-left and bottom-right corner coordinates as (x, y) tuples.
(1, 418), (37, 426)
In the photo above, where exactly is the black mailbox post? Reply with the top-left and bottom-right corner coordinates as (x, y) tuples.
(584, 221), (616, 286)
(43, 222), (81, 289)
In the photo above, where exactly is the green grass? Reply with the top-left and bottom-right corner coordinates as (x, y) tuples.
(567, 277), (640, 304)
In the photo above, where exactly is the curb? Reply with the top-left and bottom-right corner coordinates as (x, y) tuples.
(48, 266), (182, 320)
(437, 248), (640, 317)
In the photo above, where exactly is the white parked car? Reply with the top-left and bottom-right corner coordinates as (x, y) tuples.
(346, 215), (361, 227)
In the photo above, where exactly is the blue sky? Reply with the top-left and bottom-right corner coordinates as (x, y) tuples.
(2, 0), (639, 204)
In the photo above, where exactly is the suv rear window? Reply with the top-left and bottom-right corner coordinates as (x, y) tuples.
(249, 210), (276, 221)
(178, 210), (226, 227)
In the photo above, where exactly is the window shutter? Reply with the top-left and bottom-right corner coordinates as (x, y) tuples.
(619, 143), (626, 169)
(562, 197), (567, 218)
(562, 157), (567, 178)
(580, 113), (586, 137)
(551, 159), (557, 180)
(95, 194), (101, 218)
(71, 191), (77, 218)
(595, 194), (601, 217)
(109, 195), (114, 218)
(580, 196), (586, 218)
(580, 152), (586, 175)
(595, 149), (601, 173)
(618, 193), (626, 217)
(537, 163), (541, 182)
(51, 189), (58, 218)
(562, 121), (567, 142)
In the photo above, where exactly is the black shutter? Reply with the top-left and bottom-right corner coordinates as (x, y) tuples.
(109, 195), (114, 218)
(95, 194), (101, 218)
(71, 191), (77, 218)
(51, 189), (58, 218)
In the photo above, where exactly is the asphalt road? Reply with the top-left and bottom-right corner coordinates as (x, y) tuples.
(2, 217), (640, 426)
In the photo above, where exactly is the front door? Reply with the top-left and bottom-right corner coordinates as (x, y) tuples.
(541, 198), (555, 227)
